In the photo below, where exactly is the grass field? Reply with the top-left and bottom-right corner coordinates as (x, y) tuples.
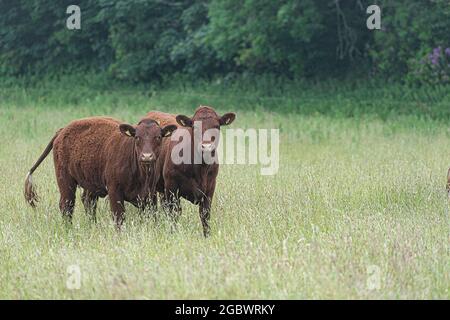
(0, 78), (449, 299)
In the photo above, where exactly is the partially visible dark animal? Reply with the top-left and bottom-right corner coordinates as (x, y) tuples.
(24, 116), (176, 227)
(447, 168), (450, 197)
(146, 106), (236, 237)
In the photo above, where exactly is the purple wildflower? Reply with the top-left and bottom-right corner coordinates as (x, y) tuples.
(445, 48), (450, 57)
(429, 47), (443, 65)
(429, 54), (438, 65)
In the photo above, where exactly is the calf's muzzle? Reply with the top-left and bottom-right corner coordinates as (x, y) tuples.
(140, 153), (155, 163)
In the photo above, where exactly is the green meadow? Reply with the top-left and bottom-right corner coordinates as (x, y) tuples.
(0, 78), (448, 299)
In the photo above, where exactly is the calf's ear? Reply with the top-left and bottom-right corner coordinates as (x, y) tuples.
(119, 124), (136, 137)
(161, 125), (177, 138)
(219, 113), (236, 126)
(176, 115), (193, 127)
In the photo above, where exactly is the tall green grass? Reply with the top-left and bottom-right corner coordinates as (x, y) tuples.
(0, 77), (448, 299)
(1, 73), (450, 119)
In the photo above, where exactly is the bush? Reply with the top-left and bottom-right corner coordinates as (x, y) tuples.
(369, 0), (450, 81)
(408, 47), (450, 86)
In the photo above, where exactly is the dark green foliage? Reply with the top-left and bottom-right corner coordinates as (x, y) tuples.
(369, 0), (450, 82)
(206, 0), (370, 77)
(0, 0), (449, 83)
(0, 1), (111, 75)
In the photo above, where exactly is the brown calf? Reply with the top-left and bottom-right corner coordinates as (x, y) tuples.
(24, 116), (176, 227)
(146, 106), (235, 236)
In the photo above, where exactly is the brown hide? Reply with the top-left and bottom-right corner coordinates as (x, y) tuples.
(145, 106), (235, 236)
(25, 116), (174, 227)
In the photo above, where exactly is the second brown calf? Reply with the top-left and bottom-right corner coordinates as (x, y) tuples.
(146, 106), (235, 236)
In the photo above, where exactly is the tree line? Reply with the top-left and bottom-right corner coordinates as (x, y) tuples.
(0, 0), (449, 84)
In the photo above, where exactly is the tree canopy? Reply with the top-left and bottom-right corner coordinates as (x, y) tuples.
(1, 0), (449, 83)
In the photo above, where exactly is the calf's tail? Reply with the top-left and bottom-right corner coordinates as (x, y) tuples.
(24, 129), (62, 207)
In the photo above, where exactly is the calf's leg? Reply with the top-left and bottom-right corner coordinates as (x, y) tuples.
(137, 195), (157, 215)
(108, 189), (125, 230)
(163, 188), (182, 227)
(150, 193), (158, 212)
(199, 197), (211, 237)
(55, 170), (77, 222)
(199, 178), (217, 237)
(81, 189), (98, 222)
(145, 193), (159, 223)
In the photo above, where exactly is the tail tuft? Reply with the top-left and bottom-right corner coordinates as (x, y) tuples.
(24, 172), (38, 208)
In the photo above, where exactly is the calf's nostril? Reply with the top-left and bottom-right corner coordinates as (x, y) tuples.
(141, 153), (155, 161)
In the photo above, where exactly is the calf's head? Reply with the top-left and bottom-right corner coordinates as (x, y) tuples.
(119, 119), (177, 165)
(175, 106), (235, 154)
